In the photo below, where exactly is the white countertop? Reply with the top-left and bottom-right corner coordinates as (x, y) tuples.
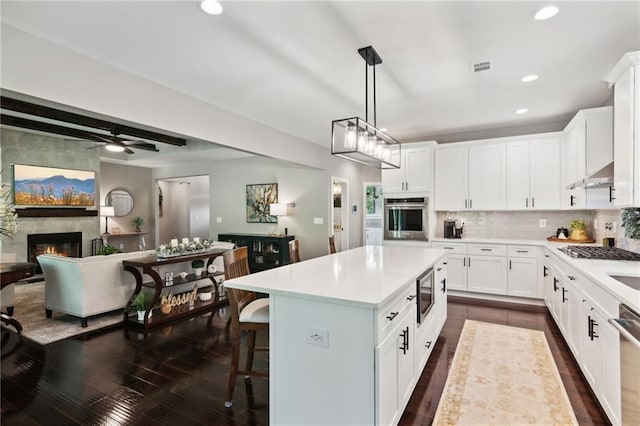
(224, 245), (446, 308)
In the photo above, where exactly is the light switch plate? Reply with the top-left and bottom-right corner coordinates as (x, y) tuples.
(314, 217), (324, 225)
(539, 219), (547, 228)
(216, 217), (222, 223)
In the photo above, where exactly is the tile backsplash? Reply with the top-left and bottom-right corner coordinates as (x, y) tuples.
(435, 209), (640, 253)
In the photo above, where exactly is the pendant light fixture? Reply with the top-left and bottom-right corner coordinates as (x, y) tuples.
(331, 46), (401, 169)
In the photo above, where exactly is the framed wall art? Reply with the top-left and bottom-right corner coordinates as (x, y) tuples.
(246, 183), (278, 223)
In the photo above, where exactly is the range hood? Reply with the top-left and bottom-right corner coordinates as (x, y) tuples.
(567, 162), (613, 190)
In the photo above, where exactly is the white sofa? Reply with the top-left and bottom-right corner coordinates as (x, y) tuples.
(0, 253), (18, 316)
(38, 250), (156, 327)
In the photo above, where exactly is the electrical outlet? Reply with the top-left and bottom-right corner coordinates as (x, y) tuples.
(539, 219), (547, 228)
(119, 243), (124, 249)
(306, 327), (329, 347)
(314, 217), (324, 225)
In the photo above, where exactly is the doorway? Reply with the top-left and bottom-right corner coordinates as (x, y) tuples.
(330, 177), (348, 252)
(363, 182), (383, 245)
(157, 175), (210, 244)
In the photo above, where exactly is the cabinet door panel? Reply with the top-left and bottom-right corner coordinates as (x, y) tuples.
(434, 147), (467, 211)
(581, 302), (602, 390)
(506, 140), (530, 209)
(530, 136), (561, 209)
(397, 312), (415, 405)
(468, 144), (506, 210)
(445, 254), (467, 291)
(467, 255), (507, 294)
(381, 149), (404, 195)
(507, 257), (538, 298)
(405, 148), (431, 193)
(375, 332), (399, 426)
(613, 67), (635, 206)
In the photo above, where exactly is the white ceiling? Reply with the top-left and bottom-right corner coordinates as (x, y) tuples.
(1, 0), (639, 157)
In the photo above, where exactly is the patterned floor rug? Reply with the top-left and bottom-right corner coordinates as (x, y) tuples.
(433, 320), (578, 425)
(2, 282), (122, 345)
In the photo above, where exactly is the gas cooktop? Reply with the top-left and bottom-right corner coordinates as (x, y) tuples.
(559, 246), (640, 260)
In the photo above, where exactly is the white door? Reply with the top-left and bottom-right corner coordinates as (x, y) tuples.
(331, 177), (349, 252)
(363, 183), (383, 246)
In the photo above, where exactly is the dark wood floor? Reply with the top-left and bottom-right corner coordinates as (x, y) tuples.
(1, 300), (609, 425)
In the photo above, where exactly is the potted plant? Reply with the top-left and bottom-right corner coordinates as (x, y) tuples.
(96, 244), (120, 255)
(569, 219), (588, 241)
(198, 285), (213, 302)
(131, 291), (154, 321)
(132, 216), (144, 233)
(191, 259), (205, 276)
(621, 208), (640, 239)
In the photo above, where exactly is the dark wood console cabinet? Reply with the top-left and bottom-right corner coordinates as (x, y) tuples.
(218, 233), (294, 273)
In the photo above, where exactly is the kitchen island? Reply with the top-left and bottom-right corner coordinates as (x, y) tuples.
(225, 245), (447, 425)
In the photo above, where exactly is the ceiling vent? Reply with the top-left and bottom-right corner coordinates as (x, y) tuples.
(473, 61), (491, 72)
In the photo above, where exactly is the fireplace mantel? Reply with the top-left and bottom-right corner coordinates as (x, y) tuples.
(16, 208), (98, 218)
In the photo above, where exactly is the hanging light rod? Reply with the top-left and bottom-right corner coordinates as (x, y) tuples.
(331, 46), (401, 169)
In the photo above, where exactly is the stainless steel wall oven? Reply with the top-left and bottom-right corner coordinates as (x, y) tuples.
(384, 197), (429, 241)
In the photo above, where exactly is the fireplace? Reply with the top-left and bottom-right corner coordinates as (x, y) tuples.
(28, 232), (82, 274)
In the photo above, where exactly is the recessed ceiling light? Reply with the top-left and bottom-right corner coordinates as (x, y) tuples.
(534, 6), (559, 20)
(515, 108), (529, 114)
(105, 144), (125, 153)
(521, 74), (539, 82)
(200, 0), (223, 15)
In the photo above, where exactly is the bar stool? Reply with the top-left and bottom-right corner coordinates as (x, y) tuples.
(223, 246), (269, 408)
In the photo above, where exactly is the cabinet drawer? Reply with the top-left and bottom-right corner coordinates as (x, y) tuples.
(467, 244), (507, 256)
(507, 245), (538, 258)
(377, 284), (416, 343)
(432, 242), (467, 254)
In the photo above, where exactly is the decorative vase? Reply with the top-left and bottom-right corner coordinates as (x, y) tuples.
(161, 303), (172, 315)
(194, 267), (204, 276)
(137, 310), (152, 321)
(135, 225), (143, 233)
(570, 228), (588, 241)
(199, 292), (212, 302)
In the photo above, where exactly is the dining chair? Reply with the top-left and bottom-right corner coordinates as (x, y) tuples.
(329, 236), (336, 254)
(223, 246), (269, 408)
(288, 239), (300, 263)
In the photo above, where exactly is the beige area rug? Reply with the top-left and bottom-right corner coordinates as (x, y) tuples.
(433, 320), (578, 425)
(2, 282), (122, 345)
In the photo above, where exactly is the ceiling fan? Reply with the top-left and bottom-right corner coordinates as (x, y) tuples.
(91, 130), (160, 154)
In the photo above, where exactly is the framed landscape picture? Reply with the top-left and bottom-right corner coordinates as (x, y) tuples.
(12, 164), (96, 207)
(246, 183), (278, 223)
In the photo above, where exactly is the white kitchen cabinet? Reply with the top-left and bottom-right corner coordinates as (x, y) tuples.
(467, 143), (506, 210)
(599, 320), (621, 425)
(434, 142), (506, 211)
(376, 307), (415, 426)
(434, 145), (468, 211)
(507, 257), (538, 298)
(561, 107), (614, 209)
(581, 296), (603, 391)
(468, 255), (507, 295)
(382, 142), (434, 196)
(506, 135), (561, 209)
(605, 51), (640, 207)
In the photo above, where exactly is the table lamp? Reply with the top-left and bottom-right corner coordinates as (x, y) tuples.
(101, 206), (115, 235)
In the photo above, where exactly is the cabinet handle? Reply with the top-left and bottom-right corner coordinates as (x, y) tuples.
(436, 267), (442, 271)
(553, 277), (558, 292)
(588, 315), (593, 339)
(516, 250), (528, 253)
(463, 257), (466, 266)
(441, 278), (446, 293)
(406, 294), (416, 301)
(405, 326), (410, 351)
(399, 327), (409, 354)
(568, 275), (576, 281)
(588, 316), (599, 340)
(570, 194), (575, 206)
(465, 199), (468, 209)
(562, 287), (567, 303)
(405, 182), (408, 191)
(386, 312), (399, 321)
(469, 199), (472, 209)
(609, 186), (615, 202)
(509, 260), (512, 270)
(443, 247), (454, 250)
(526, 198), (529, 208)
(480, 248), (492, 252)
(532, 197), (535, 208)
(443, 262), (448, 265)
(543, 266), (548, 277)
(468, 257), (471, 267)
(425, 340), (432, 349)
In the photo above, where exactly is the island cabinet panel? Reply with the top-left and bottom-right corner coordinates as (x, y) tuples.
(270, 295), (376, 426)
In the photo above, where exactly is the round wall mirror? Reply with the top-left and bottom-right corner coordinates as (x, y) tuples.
(106, 189), (134, 217)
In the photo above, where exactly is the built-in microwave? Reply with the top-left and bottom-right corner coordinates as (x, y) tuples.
(383, 197), (429, 241)
(416, 267), (435, 324)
